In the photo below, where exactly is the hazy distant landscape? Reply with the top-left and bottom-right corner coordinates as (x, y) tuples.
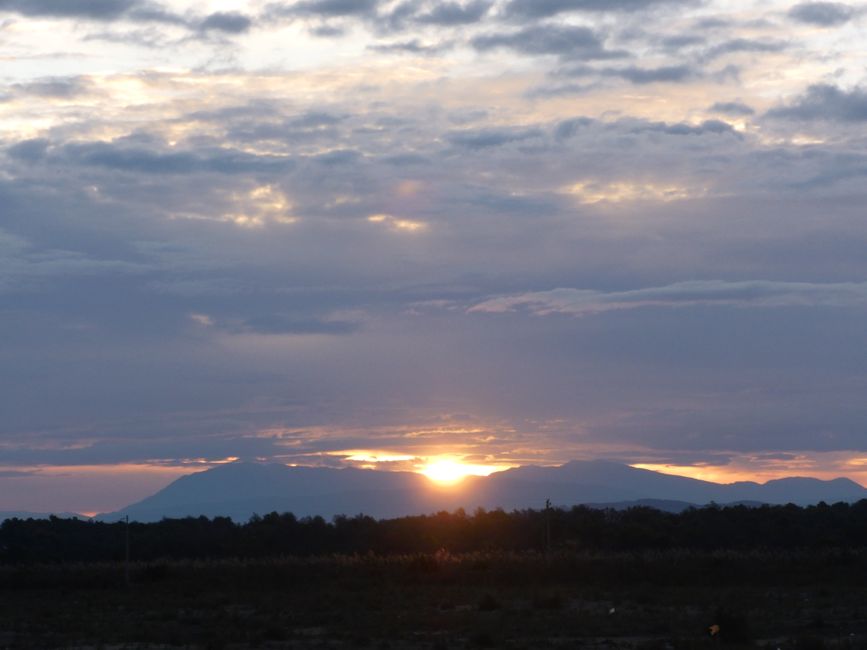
(96, 460), (867, 522)
(8, 460), (866, 524)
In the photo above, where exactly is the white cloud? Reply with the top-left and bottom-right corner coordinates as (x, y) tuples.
(470, 280), (867, 316)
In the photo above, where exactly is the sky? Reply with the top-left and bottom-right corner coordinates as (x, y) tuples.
(2, 0), (867, 514)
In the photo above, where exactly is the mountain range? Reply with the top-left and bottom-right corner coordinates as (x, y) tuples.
(92, 460), (867, 522)
(0, 511), (87, 521)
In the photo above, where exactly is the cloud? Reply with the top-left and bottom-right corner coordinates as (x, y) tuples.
(502, 0), (691, 20)
(0, 229), (148, 294)
(275, 0), (380, 18)
(560, 64), (697, 84)
(469, 281), (867, 317)
(659, 34), (705, 50)
(199, 12), (253, 34)
(0, 470), (38, 478)
(709, 101), (755, 116)
(11, 77), (93, 99)
(125, 5), (189, 26)
(446, 127), (543, 148)
(369, 39), (452, 54)
(415, 0), (492, 25)
(788, 2), (855, 26)
(552, 117), (595, 139)
(613, 65), (696, 84)
(269, 0), (494, 33)
(0, 0), (254, 35)
(0, 0), (139, 20)
(704, 38), (787, 60)
(471, 24), (625, 60)
(766, 84), (867, 122)
(237, 315), (362, 335)
(6, 139), (51, 162)
(562, 179), (703, 203)
(31, 141), (295, 175)
(0, 0), (190, 26)
(225, 111), (347, 144)
(629, 119), (737, 136)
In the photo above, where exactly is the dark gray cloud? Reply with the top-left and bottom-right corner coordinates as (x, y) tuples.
(553, 117), (595, 139)
(43, 141), (295, 174)
(0, 470), (38, 478)
(693, 16), (731, 29)
(10, 77), (93, 99)
(199, 12), (253, 33)
(710, 101), (755, 116)
(0, 0), (139, 19)
(6, 138), (50, 163)
(270, 0), (494, 35)
(277, 0), (380, 18)
(660, 35), (705, 50)
(416, 0), (492, 24)
(126, 5), (189, 26)
(0, 0), (189, 26)
(224, 110), (348, 143)
(310, 23), (344, 36)
(472, 24), (625, 59)
(561, 64), (697, 84)
(376, 1), (419, 31)
(0, 0), (254, 36)
(704, 38), (787, 60)
(237, 315), (363, 335)
(82, 26), (173, 47)
(788, 1), (855, 25)
(502, 0), (690, 19)
(525, 82), (596, 98)
(369, 38), (452, 54)
(616, 65), (695, 84)
(446, 127), (543, 148)
(267, 0), (688, 39)
(631, 118), (737, 136)
(767, 84), (867, 122)
(289, 111), (345, 128)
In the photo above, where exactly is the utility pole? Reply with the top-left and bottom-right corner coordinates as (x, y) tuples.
(124, 515), (130, 588)
(544, 499), (551, 559)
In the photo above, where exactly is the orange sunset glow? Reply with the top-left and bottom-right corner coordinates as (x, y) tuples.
(419, 458), (508, 485)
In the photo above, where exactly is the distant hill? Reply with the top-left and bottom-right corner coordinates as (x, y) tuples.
(487, 461), (867, 506)
(582, 499), (769, 513)
(97, 460), (867, 522)
(1, 511), (88, 522)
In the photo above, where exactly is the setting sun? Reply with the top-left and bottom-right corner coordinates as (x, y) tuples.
(420, 458), (505, 485)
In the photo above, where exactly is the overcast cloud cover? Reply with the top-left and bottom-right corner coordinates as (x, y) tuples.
(2, 0), (867, 512)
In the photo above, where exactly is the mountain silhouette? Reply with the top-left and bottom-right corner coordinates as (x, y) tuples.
(98, 460), (867, 522)
(0, 511), (87, 522)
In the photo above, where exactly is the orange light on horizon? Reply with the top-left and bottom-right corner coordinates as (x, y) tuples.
(629, 461), (867, 486)
(419, 458), (509, 485)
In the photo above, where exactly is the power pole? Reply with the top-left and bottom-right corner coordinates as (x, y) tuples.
(544, 499), (551, 558)
(124, 515), (130, 588)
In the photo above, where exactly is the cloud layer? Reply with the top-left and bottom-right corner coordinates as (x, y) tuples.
(2, 0), (867, 510)
(470, 281), (867, 316)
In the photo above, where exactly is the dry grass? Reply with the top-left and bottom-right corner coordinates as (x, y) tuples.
(3, 551), (867, 649)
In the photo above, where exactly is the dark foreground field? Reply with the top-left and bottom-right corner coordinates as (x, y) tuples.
(3, 550), (867, 650)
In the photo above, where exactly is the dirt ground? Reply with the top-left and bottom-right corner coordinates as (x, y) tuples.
(3, 551), (867, 649)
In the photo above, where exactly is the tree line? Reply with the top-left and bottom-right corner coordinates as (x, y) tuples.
(3, 500), (867, 564)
